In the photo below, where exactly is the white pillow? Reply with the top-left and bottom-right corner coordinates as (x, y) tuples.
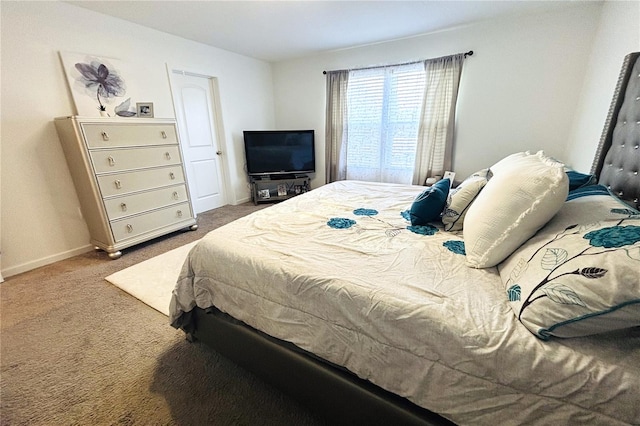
(442, 168), (490, 232)
(489, 151), (527, 174)
(498, 187), (640, 339)
(463, 151), (569, 268)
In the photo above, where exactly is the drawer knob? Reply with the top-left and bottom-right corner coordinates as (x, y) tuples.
(126, 224), (133, 233)
(101, 131), (109, 141)
(161, 131), (167, 139)
(173, 191), (179, 200)
(108, 156), (115, 166)
(169, 172), (175, 180)
(114, 180), (122, 189)
(177, 210), (183, 217)
(120, 203), (127, 211)
(165, 152), (171, 160)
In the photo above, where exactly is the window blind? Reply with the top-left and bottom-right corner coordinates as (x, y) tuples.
(345, 62), (425, 183)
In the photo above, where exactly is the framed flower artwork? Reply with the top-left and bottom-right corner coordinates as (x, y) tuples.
(59, 51), (139, 117)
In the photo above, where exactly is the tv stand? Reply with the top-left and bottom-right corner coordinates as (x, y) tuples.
(262, 174), (293, 180)
(250, 175), (310, 205)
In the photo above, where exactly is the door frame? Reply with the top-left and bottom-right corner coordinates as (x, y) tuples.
(166, 64), (234, 208)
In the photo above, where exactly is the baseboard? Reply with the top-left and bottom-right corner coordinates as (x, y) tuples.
(2, 198), (253, 279)
(1, 244), (93, 279)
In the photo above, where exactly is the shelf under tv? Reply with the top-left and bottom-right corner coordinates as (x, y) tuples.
(249, 174), (310, 205)
(252, 173), (307, 181)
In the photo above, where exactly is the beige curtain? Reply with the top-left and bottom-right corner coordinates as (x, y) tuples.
(324, 70), (349, 183)
(412, 53), (465, 185)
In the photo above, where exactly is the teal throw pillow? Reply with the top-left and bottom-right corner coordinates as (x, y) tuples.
(566, 170), (597, 191)
(409, 178), (450, 226)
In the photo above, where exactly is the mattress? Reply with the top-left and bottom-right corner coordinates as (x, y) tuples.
(170, 180), (640, 425)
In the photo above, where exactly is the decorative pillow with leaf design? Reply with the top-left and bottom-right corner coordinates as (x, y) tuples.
(442, 168), (491, 232)
(498, 188), (640, 339)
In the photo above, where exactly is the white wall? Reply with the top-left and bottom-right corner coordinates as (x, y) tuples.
(272, 3), (603, 187)
(0, 1), (275, 277)
(564, 0), (640, 172)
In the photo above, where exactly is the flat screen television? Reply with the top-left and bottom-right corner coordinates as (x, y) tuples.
(243, 130), (315, 177)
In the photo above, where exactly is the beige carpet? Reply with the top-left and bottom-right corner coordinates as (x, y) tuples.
(105, 240), (198, 316)
(1, 203), (332, 426)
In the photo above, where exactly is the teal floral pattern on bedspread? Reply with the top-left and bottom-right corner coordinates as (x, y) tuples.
(407, 225), (438, 236)
(327, 217), (356, 229)
(353, 208), (379, 216)
(443, 240), (466, 255)
(328, 207), (442, 237)
(325, 206), (466, 260)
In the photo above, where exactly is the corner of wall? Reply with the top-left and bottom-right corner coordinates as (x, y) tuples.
(564, 1), (640, 171)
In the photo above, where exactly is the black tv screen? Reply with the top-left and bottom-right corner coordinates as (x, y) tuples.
(243, 130), (315, 176)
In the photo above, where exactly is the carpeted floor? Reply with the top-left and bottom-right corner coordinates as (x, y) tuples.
(0, 202), (329, 426)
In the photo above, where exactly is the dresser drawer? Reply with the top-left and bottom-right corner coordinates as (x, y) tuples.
(97, 165), (185, 197)
(111, 202), (193, 242)
(82, 123), (178, 148)
(90, 146), (182, 174)
(104, 185), (190, 220)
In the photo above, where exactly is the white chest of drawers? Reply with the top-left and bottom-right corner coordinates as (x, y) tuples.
(54, 117), (197, 259)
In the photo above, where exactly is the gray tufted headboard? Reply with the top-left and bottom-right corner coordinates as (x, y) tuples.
(591, 52), (640, 210)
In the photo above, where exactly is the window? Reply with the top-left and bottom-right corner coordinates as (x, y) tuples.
(345, 62), (425, 184)
(325, 53), (465, 185)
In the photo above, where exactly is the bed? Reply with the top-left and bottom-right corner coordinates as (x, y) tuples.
(170, 52), (640, 426)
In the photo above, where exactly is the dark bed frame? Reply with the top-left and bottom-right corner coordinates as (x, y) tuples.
(180, 52), (640, 425)
(186, 307), (454, 425)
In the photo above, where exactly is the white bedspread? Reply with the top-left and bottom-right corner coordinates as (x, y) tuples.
(170, 180), (640, 425)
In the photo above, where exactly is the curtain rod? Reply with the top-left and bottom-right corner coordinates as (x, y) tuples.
(322, 50), (473, 75)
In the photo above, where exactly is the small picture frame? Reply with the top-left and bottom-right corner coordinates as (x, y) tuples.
(136, 102), (154, 118)
(257, 189), (270, 199)
(277, 184), (287, 197)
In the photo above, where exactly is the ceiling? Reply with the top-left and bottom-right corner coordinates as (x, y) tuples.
(67, 1), (586, 62)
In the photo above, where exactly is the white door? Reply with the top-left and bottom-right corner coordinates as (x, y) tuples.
(170, 71), (226, 213)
